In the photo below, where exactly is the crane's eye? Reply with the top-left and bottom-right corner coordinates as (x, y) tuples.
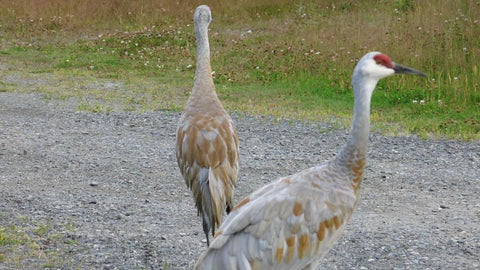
(373, 54), (393, 69)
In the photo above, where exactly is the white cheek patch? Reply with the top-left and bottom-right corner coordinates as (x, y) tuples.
(382, 68), (395, 77)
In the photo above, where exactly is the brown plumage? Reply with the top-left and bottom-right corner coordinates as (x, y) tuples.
(176, 5), (239, 246)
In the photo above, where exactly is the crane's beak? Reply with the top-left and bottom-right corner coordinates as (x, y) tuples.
(393, 63), (427, 77)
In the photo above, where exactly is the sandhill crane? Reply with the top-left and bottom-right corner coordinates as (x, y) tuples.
(176, 5), (240, 247)
(195, 52), (426, 269)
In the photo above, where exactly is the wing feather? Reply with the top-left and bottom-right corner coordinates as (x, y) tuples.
(195, 165), (357, 270)
(176, 113), (239, 230)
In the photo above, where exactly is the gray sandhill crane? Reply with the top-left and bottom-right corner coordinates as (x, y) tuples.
(195, 52), (426, 269)
(176, 5), (239, 247)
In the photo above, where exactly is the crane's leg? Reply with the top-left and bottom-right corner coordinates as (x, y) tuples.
(202, 213), (210, 246)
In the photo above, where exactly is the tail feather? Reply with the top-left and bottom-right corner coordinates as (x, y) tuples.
(208, 168), (228, 228)
(195, 248), (213, 270)
(195, 236), (252, 270)
(192, 167), (209, 217)
(196, 167), (232, 246)
(199, 169), (213, 237)
(196, 248), (238, 270)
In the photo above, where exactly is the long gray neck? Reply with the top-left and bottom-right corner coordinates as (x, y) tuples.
(333, 76), (377, 191)
(193, 21), (214, 93)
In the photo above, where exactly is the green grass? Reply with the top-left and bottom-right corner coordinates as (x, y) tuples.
(218, 75), (479, 140)
(0, 0), (479, 140)
(0, 220), (74, 268)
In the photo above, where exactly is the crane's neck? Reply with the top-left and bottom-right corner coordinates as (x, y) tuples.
(192, 21), (215, 97)
(333, 76), (378, 194)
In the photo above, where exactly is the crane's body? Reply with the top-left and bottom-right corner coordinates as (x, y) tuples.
(195, 162), (359, 270)
(176, 5), (239, 246)
(195, 52), (425, 269)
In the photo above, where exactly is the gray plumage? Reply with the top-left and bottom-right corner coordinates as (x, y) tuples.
(195, 52), (426, 269)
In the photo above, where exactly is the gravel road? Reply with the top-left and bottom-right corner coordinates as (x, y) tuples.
(0, 91), (479, 270)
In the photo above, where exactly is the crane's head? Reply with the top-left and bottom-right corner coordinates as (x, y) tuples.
(194, 5), (212, 27)
(353, 52), (426, 82)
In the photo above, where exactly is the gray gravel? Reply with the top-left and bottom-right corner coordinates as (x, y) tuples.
(0, 92), (479, 270)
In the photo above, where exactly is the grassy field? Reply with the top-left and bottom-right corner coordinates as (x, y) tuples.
(0, 0), (479, 140)
(0, 219), (76, 268)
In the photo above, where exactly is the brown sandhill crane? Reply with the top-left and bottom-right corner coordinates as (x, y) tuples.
(176, 5), (239, 247)
(195, 52), (426, 269)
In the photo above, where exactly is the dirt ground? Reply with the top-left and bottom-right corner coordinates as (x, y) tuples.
(1, 88), (479, 269)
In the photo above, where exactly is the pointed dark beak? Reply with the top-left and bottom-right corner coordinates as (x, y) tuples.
(393, 63), (427, 77)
